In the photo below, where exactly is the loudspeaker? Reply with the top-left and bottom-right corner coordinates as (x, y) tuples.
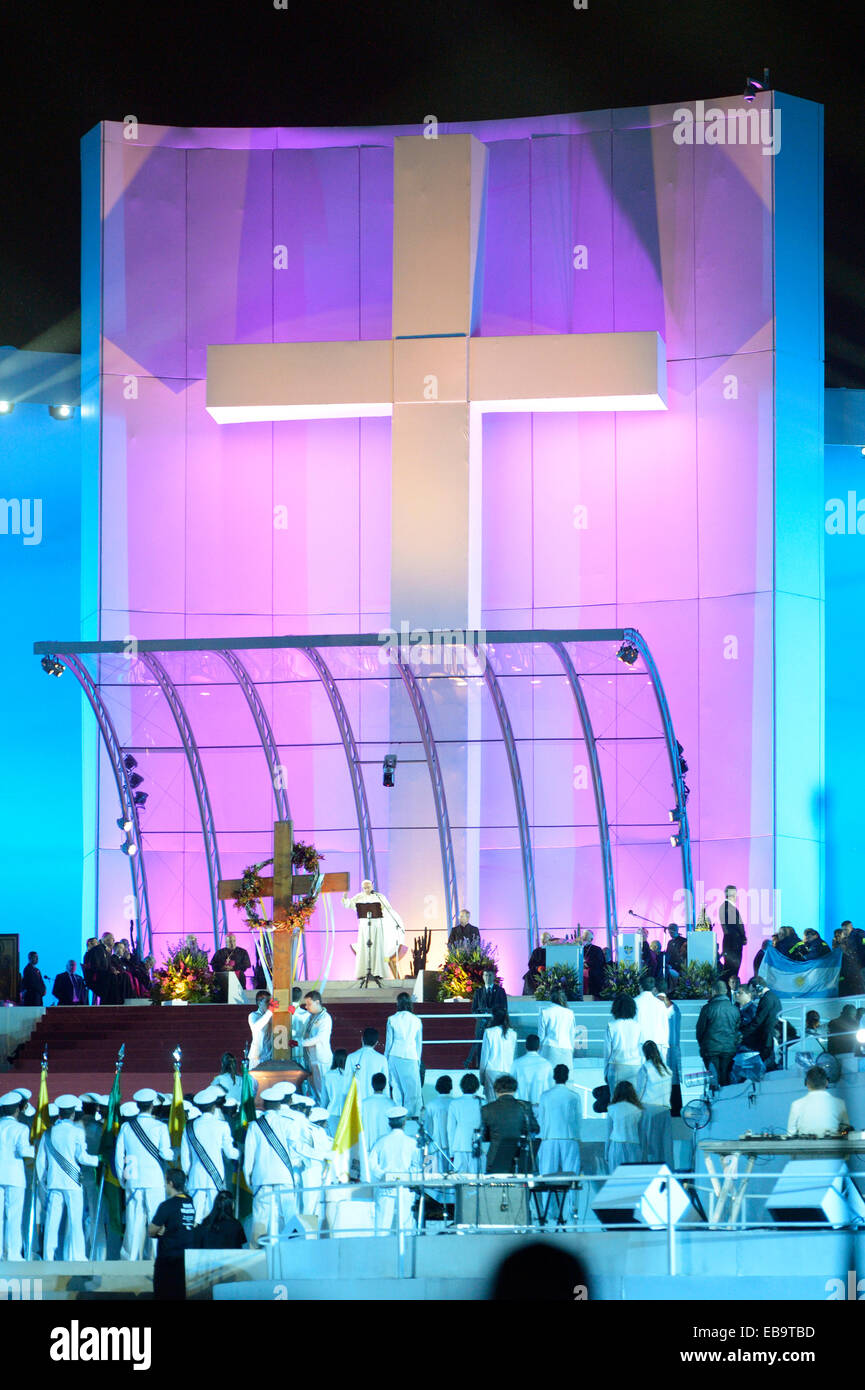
(280, 1213), (318, 1239)
(456, 1181), (529, 1226)
(766, 1160), (865, 1226)
(592, 1164), (701, 1229)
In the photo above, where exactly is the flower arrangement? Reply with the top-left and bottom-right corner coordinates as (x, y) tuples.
(670, 962), (718, 999)
(437, 940), (500, 1001)
(234, 841), (323, 935)
(533, 962), (582, 1001)
(153, 940), (214, 1003)
(599, 961), (643, 999)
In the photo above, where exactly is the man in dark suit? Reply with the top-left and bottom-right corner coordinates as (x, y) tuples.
(20, 951), (46, 1006)
(481, 1075), (539, 1174)
(581, 931), (608, 998)
(719, 886), (747, 982)
(737, 981), (782, 1064)
(467, 969), (508, 1066)
(52, 960), (88, 1005)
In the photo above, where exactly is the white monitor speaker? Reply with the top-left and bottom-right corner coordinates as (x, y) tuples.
(591, 1164), (702, 1228)
(766, 1160), (865, 1226)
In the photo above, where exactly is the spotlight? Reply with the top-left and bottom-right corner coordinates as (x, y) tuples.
(616, 642), (639, 666)
(857, 1029), (865, 1046)
(39, 655), (64, 677)
(670, 833), (682, 848)
(668, 808), (680, 823)
(48, 404), (74, 421)
(128, 772), (144, 789)
(133, 791), (148, 807)
(120, 838), (138, 856)
(383, 753), (397, 788)
(123, 754), (138, 771)
(0, 401), (14, 415)
(117, 816), (134, 833)
(744, 68), (769, 102)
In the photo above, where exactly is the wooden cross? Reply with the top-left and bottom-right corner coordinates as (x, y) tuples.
(217, 820), (349, 1060)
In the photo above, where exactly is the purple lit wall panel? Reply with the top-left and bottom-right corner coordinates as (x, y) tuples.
(480, 140), (532, 337)
(530, 135), (614, 335)
(359, 146), (393, 341)
(186, 149), (274, 379)
(481, 413), (533, 615)
(273, 419), (360, 617)
(273, 148), (360, 344)
(195, 746), (273, 835)
(532, 413), (617, 611)
(102, 143), (186, 381)
(359, 419), (392, 620)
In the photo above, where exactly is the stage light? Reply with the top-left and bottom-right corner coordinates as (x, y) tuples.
(857, 1029), (865, 1046)
(120, 838), (138, 856)
(48, 404), (74, 421)
(133, 791), (148, 807)
(117, 817), (134, 833)
(383, 753), (397, 788)
(39, 655), (64, 677)
(616, 642), (639, 666)
(0, 400), (14, 415)
(670, 833), (682, 848)
(123, 754), (138, 771)
(128, 772), (144, 789)
(668, 808), (680, 823)
(744, 68), (769, 102)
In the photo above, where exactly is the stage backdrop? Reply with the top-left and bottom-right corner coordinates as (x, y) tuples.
(78, 95), (824, 990)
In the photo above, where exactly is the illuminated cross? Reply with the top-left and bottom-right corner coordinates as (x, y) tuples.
(206, 134), (667, 631)
(217, 820), (349, 1060)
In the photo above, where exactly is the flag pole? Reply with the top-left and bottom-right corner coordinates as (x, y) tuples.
(235, 1044), (250, 1219)
(24, 1047), (48, 1260)
(89, 1043), (125, 1262)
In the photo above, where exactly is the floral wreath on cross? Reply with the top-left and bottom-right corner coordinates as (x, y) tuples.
(234, 841), (323, 934)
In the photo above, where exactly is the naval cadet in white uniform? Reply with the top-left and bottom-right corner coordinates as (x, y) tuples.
(0, 1090), (35, 1261)
(115, 1089), (173, 1260)
(180, 1086), (240, 1222)
(37, 1093), (98, 1261)
(242, 1086), (299, 1243)
(369, 1106), (423, 1233)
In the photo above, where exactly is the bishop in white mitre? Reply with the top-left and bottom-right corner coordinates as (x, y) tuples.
(343, 880), (406, 981)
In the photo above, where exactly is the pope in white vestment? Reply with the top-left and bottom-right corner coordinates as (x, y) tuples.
(343, 881), (405, 979)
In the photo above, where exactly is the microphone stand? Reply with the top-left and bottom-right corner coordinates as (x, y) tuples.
(471, 1126), (483, 1229)
(628, 909), (668, 931)
(359, 907), (382, 990)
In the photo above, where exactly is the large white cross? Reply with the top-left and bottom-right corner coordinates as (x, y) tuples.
(206, 134), (666, 630)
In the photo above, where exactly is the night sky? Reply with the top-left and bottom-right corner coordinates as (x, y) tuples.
(3, 0), (865, 384)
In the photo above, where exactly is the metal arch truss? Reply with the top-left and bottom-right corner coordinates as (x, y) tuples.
(623, 628), (696, 929)
(63, 655), (153, 957)
(475, 646), (539, 953)
(395, 661), (460, 934)
(549, 642), (618, 949)
(138, 653), (227, 950)
(215, 650), (291, 823)
(301, 647), (378, 886)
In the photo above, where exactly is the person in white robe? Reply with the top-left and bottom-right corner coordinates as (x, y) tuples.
(447, 1075), (484, 1174)
(361, 1075), (394, 1149)
(115, 1090), (173, 1260)
(385, 993), (423, 1116)
(248, 991), (275, 1070)
(538, 990), (578, 1072)
(422, 1076), (454, 1203)
(37, 1095), (99, 1261)
(635, 1042), (674, 1165)
(635, 981), (670, 1061)
(180, 1087), (240, 1222)
(604, 994), (644, 1092)
(343, 880), (406, 980)
(345, 1027), (391, 1101)
(0, 1092), (34, 1261)
(479, 1010), (518, 1102)
(300, 991), (333, 1105)
(513, 1034), (554, 1116)
(324, 1051), (352, 1136)
(242, 1089), (299, 1243)
(369, 1107), (423, 1233)
(605, 1082), (643, 1170)
(537, 1065), (582, 1174)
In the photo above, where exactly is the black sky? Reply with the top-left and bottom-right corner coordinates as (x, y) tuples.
(3, 0), (865, 384)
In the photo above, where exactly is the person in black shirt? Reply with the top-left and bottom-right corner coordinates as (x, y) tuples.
(20, 952), (46, 1007)
(719, 886), (747, 982)
(448, 910), (481, 952)
(193, 1190), (246, 1250)
(148, 1168), (196, 1300)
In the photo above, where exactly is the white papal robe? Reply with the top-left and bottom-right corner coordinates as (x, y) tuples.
(343, 890), (405, 979)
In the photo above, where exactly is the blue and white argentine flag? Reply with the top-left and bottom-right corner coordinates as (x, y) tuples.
(757, 944), (842, 998)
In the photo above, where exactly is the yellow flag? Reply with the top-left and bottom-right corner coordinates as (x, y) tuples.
(30, 1060), (49, 1145)
(331, 1076), (369, 1182)
(168, 1064), (185, 1148)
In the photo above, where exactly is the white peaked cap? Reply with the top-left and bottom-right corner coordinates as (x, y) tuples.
(260, 1086), (283, 1101)
(272, 1082), (296, 1098)
(387, 1106), (408, 1119)
(222, 1096), (238, 1108)
(292, 1094), (313, 1107)
(309, 1107), (329, 1124)
(97, 1095), (111, 1107)
(12, 1088), (32, 1100)
(119, 1101), (140, 1118)
(0, 1092), (22, 1106)
(55, 1094), (78, 1109)
(193, 1086), (222, 1105)
(22, 1104), (35, 1118)
(47, 1103), (59, 1118)
(184, 1104), (201, 1119)
(132, 1088), (158, 1103)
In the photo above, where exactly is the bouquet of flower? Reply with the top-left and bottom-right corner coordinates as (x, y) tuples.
(599, 961), (643, 999)
(670, 962), (718, 999)
(152, 940), (214, 1003)
(533, 962), (582, 1001)
(437, 940), (500, 1001)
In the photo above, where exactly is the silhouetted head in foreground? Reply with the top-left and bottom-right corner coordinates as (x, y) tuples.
(489, 1242), (591, 1301)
